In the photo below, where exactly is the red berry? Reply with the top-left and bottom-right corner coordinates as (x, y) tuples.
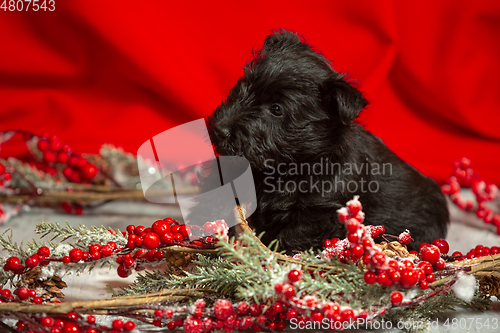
(86, 315), (96, 324)
(62, 322), (80, 333)
(56, 152), (69, 164)
(311, 311), (324, 322)
(371, 252), (386, 268)
(70, 171), (81, 183)
(347, 199), (362, 215)
(398, 232), (412, 245)
(25, 255), (40, 268)
(288, 270), (301, 283)
(43, 151), (56, 163)
(213, 299), (233, 320)
(123, 257), (135, 269)
(431, 238), (449, 254)
(33, 296), (43, 304)
(419, 242), (430, 251)
(179, 225), (191, 238)
(171, 224), (181, 234)
(390, 291), (403, 305)
(376, 272), (389, 285)
(346, 219), (360, 233)
(81, 164), (98, 180)
(152, 220), (170, 234)
(347, 232), (360, 243)
(100, 244), (113, 257)
(143, 232), (160, 249)
(126, 225), (135, 234)
(117, 265), (130, 278)
(400, 268), (418, 288)
(426, 274), (435, 283)
(112, 319), (124, 330)
(420, 280), (429, 289)
(364, 271), (377, 284)
(134, 225), (145, 236)
(274, 283), (283, 293)
(419, 245), (441, 264)
(249, 303), (261, 316)
(272, 302), (283, 313)
(323, 239), (332, 248)
(69, 248), (83, 262)
(124, 321), (136, 331)
(17, 287), (29, 300)
(283, 284), (295, 298)
(37, 246), (51, 257)
(62, 256), (71, 264)
(350, 244), (364, 258)
(37, 140), (49, 152)
(434, 258), (446, 270)
(5, 256), (20, 271)
(341, 308), (355, 322)
(41, 316), (54, 327)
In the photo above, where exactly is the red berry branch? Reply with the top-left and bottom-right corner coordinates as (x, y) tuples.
(441, 157), (500, 233)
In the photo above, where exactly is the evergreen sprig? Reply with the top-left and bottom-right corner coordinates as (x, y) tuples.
(35, 221), (127, 248)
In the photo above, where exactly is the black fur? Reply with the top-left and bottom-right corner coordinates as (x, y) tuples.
(197, 29), (449, 252)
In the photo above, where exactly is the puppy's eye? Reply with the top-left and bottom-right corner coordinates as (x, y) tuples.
(270, 104), (283, 117)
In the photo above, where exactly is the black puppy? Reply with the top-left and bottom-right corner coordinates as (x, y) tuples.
(201, 29), (448, 252)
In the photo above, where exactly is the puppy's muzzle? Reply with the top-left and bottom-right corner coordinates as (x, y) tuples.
(213, 125), (231, 140)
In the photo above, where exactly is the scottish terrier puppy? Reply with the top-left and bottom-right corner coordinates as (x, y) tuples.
(201, 29), (449, 252)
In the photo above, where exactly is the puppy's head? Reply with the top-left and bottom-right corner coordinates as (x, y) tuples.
(208, 29), (367, 170)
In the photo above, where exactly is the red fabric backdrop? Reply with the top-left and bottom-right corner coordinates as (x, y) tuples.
(0, 0), (499, 184)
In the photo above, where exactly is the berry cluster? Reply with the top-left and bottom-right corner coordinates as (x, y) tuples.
(147, 269), (371, 333)
(2, 217), (229, 294)
(0, 287), (43, 305)
(320, 196), (441, 291)
(450, 244), (500, 261)
(33, 134), (98, 183)
(115, 218), (226, 277)
(14, 312), (136, 333)
(441, 157), (500, 234)
(0, 161), (12, 189)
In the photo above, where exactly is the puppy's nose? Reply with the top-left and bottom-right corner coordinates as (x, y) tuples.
(213, 125), (231, 139)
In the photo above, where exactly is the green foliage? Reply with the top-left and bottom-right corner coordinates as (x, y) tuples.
(35, 220), (127, 248)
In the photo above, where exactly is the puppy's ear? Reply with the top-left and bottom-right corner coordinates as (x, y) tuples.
(263, 29), (307, 52)
(322, 77), (368, 125)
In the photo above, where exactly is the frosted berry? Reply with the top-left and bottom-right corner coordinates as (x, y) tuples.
(347, 198), (362, 215)
(213, 299), (233, 320)
(398, 231), (412, 245)
(184, 317), (203, 333)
